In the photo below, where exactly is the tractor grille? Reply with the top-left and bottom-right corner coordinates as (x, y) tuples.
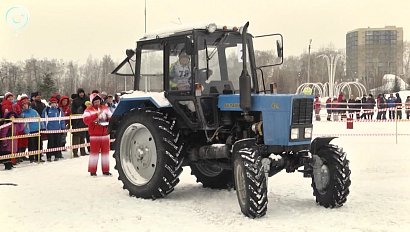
(292, 98), (313, 125)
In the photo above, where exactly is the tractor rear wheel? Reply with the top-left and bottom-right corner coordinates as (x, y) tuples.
(114, 109), (184, 199)
(190, 163), (233, 189)
(233, 147), (268, 218)
(311, 145), (351, 208)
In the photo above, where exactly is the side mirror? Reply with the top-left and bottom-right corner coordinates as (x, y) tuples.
(276, 40), (283, 58)
(126, 49), (135, 58)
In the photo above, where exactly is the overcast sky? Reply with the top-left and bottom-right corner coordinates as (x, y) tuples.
(1, 0), (409, 64)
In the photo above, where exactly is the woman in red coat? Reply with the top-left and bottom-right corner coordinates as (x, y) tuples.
(82, 93), (112, 176)
(16, 95), (30, 162)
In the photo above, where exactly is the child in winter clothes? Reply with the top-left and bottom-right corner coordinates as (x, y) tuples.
(1, 92), (14, 116)
(42, 97), (66, 161)
(20, 101), (45, 162)
(83, 93), (112, 176)
(0, 112), (24, 170)
(59, 95), (71, 150)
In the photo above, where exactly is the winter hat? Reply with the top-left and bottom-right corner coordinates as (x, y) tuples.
(18, 94), (30, 106)
(49, 97), (58, 104)
(31, 91), (40, 98)
(101, 91), (107, 96)
(20, 94), (29, 101)
(52, 93), (61, 102)
(4, 92), (13, 100)
(90, 93), (102, 103)
(77, 88), (85, 95)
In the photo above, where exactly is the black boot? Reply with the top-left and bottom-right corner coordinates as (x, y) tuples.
(103, 172), (112, 176)
(4, 162), (13, 170)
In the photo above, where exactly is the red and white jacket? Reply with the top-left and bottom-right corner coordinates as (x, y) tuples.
(82, 105), (112, 136)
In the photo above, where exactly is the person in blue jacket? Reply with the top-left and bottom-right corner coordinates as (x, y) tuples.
(42, 97), (66, 161)
(20, 101), (45, 162)
(386, 93), (396, 119)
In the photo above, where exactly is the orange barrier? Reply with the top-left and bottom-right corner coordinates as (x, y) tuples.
(0, 115), (107, 161)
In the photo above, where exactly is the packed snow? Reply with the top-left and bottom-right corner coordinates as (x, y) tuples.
(1, 120), (410, 232)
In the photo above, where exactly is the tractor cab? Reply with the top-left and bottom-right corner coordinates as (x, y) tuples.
(112, 23), (281, 130)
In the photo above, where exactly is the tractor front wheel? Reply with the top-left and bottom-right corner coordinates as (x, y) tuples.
(233, 147), (268, 218)
(311, 145), (351, 208)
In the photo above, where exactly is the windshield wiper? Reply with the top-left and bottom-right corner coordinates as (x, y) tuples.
(207, 33), (229, 61)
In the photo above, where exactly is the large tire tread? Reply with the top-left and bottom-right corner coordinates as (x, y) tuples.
(114, 109), (184, 199)
(235, 147), (268, 218)
(312, 144), (351, 208)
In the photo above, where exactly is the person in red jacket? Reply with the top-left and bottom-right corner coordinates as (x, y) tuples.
(82, 93), (112, 176)
(1, 92), (14, 116)
(59, 95), (72, 150)
(16, 95), (30, 162)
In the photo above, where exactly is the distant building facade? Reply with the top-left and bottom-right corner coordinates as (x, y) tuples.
(346, 26), (403, 89)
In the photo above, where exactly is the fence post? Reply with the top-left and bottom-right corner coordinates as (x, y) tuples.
(70, 114), (73, 158)
(38, 117), (41, 162)
(11, 118), (15, 161)
(395, 106), (398, 144)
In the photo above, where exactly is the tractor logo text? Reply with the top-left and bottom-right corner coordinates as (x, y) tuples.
(224, 103), (240, 108)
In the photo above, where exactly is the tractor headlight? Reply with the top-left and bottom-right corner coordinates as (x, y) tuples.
(304, 127), (313, 139)
(291, 128), (299, 140)
(206, 23), (217, 33)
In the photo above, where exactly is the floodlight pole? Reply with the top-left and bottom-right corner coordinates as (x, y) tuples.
(144, 0), (147, 33)
(307, 39), (312, 83)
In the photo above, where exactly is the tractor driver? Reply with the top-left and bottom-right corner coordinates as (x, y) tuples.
(169, 51), (191, 90)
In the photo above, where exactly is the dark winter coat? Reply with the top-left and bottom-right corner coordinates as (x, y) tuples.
(386, 96), (396, 109)
(71, 91), (89, 129)
(325, 98), (332, 114)
(31, 100), (46, 116)
(395, 94), (402, 109)
(348, 99), (356, 113)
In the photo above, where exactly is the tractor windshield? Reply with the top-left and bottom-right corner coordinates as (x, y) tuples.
(197, 32), (253, 94)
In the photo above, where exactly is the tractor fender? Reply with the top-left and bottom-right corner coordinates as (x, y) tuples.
(112, 91), (171, 117)
(310, 137), (337, 154)
(231, 138), (256, 156)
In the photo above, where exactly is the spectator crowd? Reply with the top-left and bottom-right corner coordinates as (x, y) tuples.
(316, 92), (410, 121)
(0, 89), (119, 170)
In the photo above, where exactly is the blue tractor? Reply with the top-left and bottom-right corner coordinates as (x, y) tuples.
(110, 22), (351, 218)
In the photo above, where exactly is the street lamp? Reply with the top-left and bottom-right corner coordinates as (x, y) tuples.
(307, 39), (312, 83)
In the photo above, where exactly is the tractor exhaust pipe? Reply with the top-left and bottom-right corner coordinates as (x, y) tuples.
(239, 22), (251, 113)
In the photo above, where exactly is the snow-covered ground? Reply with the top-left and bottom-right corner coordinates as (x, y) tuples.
(1, 121), (410, 232)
